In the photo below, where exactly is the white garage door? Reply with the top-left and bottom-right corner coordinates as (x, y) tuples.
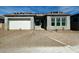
(9, 20), (31, 30)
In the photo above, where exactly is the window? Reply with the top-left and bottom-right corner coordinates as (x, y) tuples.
(56, 18), (60, 26)
(51, 18), (55, 26)
(62, 17), (66, 26)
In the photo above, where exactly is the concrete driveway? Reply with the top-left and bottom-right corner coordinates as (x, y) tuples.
(0, 30), (79, 53)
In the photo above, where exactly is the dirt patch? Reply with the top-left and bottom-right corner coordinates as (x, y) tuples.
(0, 30), (65, 49)
(47, 30), (79, 46)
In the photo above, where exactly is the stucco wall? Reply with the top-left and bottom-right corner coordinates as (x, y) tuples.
(47, 16), (70, 30)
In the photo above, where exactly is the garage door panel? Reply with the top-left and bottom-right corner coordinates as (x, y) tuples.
(9, 20), (31, 30)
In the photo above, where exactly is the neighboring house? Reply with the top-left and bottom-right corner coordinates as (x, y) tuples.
(71, 14), (79, 30)
(0, 16), (4, 30)
(3, 12), (70, 30)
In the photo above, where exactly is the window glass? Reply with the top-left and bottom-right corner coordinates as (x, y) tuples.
(51, 18), (55, 26)
(56, 18), (60, 26)
(62, 17), (66, 26)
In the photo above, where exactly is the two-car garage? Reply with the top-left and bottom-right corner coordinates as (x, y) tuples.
(5, 17), (34, 30)
(9, 20), (31, 30)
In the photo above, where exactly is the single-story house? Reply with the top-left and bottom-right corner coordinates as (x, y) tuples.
(71, 14), (79, 30)
(1, 12), (71, 30)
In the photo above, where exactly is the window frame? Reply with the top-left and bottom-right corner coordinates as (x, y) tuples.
(56, 17), (61, 26)
(62, 17), (66, 26)
(51, 18), (55, 26)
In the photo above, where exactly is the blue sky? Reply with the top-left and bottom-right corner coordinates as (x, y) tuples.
(0, 6), (79, 15)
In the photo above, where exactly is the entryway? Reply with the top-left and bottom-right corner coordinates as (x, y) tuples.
(34, 16), (47, 30)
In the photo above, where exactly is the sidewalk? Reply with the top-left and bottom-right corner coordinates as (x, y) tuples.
(0, 46), (77, 53)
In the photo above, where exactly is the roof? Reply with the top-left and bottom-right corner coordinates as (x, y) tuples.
(47, 12), (71, 16)
(0, 15), (4, 19)
(4, 12), (70, 17)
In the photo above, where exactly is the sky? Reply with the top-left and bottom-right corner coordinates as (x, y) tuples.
(0, 6), (79, 15)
